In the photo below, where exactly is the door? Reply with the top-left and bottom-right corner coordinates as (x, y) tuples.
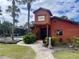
(39, 28), (47, 40)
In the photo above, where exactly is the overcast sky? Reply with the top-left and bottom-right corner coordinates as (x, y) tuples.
(0, 0), (79, 26)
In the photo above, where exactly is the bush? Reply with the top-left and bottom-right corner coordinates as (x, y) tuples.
(43, 36), (60, 47)
(64, 36), (79, 48)
(74, 37), (79, 47)
(23, 33), (36, 44)
(51, 36), (60, 46)
(43, 37), (49, 47)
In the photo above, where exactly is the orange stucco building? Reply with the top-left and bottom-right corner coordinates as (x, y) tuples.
(32, 8), (79, 40)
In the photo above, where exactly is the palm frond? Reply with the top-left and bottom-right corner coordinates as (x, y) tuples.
(11, 13), (19, 17)
(15, 13), (19, 17)
(0, 13), (2, 15)
(6, 6), (12, 12)
(0, 9), (2, 12)
(16, 8), (20, 12)
(0, 6), (2, 15)
(14, 19), (19, 23)
(7, 0), (22, 4)
(21, 0), (36, 4)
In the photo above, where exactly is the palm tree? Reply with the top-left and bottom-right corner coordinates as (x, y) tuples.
(21, 0), (36, 33)
(6, 0), (20, 40)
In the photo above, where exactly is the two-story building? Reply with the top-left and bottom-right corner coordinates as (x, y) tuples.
(32, 8), (79, 40)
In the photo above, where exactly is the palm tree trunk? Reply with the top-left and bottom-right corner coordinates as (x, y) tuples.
(27, 3), (31, 33)
(11, 17), (15, 40)
(11, 0), (15, 40)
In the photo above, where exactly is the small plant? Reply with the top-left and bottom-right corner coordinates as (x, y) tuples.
(64, 36), (79, 49)
(43, 36), (60, 47)
(43, 37), (49, 47)
(72, 36), (79, 47)
(51, 36), (60, 46)
(23, 33), (36, 44)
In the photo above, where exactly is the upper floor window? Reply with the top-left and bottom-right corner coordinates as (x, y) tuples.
(38, 16), (45, 21)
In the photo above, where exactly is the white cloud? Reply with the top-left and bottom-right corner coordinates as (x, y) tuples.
(0, 0), (79, 26)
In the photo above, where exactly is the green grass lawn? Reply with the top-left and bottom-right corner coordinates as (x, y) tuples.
(0, 44), (36, 59)
(53, 48), (79, 59)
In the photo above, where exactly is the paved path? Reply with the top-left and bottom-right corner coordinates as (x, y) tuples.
(0, 56), (11, 59)
(17, 41), (55, 59)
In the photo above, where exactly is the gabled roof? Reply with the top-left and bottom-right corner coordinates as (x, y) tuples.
(33, 7), (52, 16)
(51, 16), (79, 25)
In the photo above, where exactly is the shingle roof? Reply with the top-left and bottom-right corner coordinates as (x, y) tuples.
(51, 16), (79, 25)
(33, 7), (52, 16)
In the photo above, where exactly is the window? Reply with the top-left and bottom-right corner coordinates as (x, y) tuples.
(56, 29), (63, 36)
(38, 16), (45, 21)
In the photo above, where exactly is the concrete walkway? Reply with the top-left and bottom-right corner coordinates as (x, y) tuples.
(17, 41), (55, 59)
(0, 56), (11, 59)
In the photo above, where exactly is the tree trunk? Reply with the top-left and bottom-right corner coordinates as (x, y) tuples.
(27, 3), (31, 33)
(11, 0), (15, 40)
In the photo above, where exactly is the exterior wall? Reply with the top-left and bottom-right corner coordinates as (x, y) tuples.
(34, 10), (51, 25)
(51, 19), (79, 40)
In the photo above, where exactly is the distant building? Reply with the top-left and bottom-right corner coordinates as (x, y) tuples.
(32, 8), (79, 40)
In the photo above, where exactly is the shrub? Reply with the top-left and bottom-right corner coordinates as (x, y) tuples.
(43, 37), (49, 47)
(63, 38), (72, 45)
(72, 36), (79, 47)
(65, 36), (79, 48)
(43, 36), (60, 47)
(23, 33), (36, 44)
(51, 36), (60, 46)
(74, 37), (79, 47)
